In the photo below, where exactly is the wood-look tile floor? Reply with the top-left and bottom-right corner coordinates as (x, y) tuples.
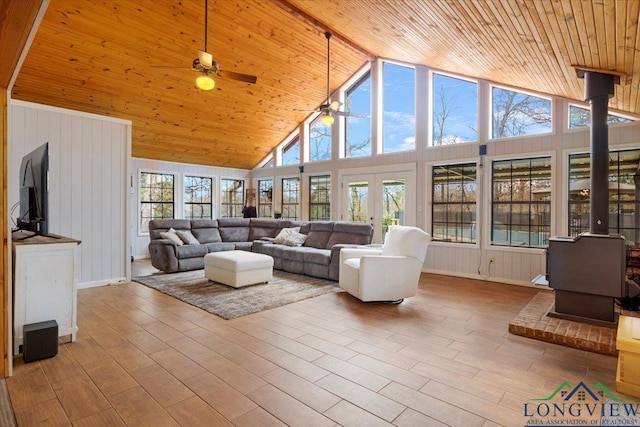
(6, 261), (623, 426)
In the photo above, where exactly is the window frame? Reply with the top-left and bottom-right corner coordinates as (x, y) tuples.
(343, 71), (372, 158)
(566, 103), (636, 131)
(281, 135), (301, 166)
(257, 178), (274, 218)
(220, 178), (245, 218)
(381, 60), (417, 154)
(489, 84), (553, 141)
(430, 71), (479, 147)
(138, 170), (175, 236)
(281, 177), (300, 220)
(431, 162), (478, 244)
(183, 174), (214, 220)
(309, 174), (331, 221)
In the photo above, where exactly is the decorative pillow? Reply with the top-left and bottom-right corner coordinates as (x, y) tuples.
(176, 230), (200, 245)
(282, 231), (307, 247)
(274, 227), (301, 244)
(160, 228), (184, 246)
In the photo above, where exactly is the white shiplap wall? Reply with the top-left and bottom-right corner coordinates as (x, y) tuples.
(130, 158), (250, 259)
(9, 100), (131, 288)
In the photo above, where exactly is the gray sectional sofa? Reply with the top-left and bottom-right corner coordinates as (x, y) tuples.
(148, 218), (373, 280)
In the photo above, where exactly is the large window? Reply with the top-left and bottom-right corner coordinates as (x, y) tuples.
(569, 149), (640, 245)
(282, 137), (300, 165)
(258, 179), (273, 218)
(491, 87), (552, 139)
(491, 157), (552, 247)
(309, 115), (331, 162)
(432, 73), (478, 145)
(382, 62), (416, 153)
(184, 175), (212, 220)
(345, 72), (371, 157)
(139, 172), (174, 233)
(568, 105), (634, 129)
(309, 175), (331, 221)
(432, 163), (477, 243)
(221, 178), (244, 218)
(281, 177), (300, 219)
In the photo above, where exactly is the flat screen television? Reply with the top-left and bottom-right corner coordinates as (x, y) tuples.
(17, 142), (49, 236)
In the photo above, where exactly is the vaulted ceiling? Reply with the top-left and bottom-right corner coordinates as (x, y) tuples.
(9, 0), (640, 169)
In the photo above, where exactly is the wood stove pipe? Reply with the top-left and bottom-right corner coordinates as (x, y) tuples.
(579, 70), (617, 235)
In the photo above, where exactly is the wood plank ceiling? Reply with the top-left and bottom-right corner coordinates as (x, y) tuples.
(10, 0), (640, 169)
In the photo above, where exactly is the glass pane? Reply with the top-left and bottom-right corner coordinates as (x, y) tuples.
(383, 62), (416, 153)
(491, 87), (552, 138)
(381, 179), (405, 240)
(282, 138), (300, 165)
(345, 73), (372, 157)
(569, 105), (633, 129)
(309, 116), (331, 161)
(348, 182), (368, 223)
(432, 74), (478, 145)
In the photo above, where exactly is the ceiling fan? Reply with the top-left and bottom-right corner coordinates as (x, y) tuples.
(295, 31), (359, 125)
(151, 0), (257, 90)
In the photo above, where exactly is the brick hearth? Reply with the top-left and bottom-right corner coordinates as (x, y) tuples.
(508, 291), (639, 356)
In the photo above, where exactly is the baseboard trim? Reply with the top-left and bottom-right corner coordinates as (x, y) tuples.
(422, 268), (541, 289)
(78, 277), (127, 289)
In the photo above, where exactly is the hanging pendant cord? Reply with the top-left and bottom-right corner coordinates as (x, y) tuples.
(204, 0), (208, 52)
(325, 31), (331, 102)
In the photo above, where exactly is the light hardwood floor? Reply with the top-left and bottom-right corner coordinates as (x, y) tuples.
(6, 261), (621, 426)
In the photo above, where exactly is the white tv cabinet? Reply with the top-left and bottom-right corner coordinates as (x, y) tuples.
(12, 231), (80, 356)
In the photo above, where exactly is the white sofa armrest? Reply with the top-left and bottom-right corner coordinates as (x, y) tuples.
(340, 247), (383, 263)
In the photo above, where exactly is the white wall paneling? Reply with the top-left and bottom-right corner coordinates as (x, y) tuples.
(10, 100), (130, 288)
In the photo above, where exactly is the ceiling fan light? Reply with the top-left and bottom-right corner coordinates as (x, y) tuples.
(196, 74), (215, 91)
(321, 113), (334, 126)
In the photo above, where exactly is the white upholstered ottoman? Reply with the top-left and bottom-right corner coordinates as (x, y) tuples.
(204, 250), (273, 288)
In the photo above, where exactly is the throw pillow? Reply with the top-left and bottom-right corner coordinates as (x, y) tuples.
(283, 231), (307, 247)
(274, 227), (301, 244)
(160, 229), (184, 246)
(176, 230), (200, 245)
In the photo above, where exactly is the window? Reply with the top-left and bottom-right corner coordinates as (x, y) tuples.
(139, 172), (174, 233)
(281, 177), (300, 220)
(569, 149), (640, 245)
(432, 73), (478, 145)
(491, 157), (552, 247)
(432, 163), (477, 243)
(309, 115), (331, 161)
(282, 137), (300, 165)
(491, 87), (552, 139)
(258, 179), (273, 218)
(345, 72), (371, 157)
(262, 157), (274, 168)
(382, 62), (416, 153)
(184, 176), (212, 220)
(221, 178), (244, 218)
(568, 105), (634, 129)
(309, 175), (331, 221)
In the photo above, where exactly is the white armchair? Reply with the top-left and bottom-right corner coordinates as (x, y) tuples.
(339, 225), (430, 302)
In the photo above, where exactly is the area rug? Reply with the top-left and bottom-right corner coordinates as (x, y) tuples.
(132, 269), (341, 320)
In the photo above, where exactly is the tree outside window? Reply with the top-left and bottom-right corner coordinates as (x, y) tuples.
(491, 157), (551, 247)
(568, 105), (633, 129)
(282, 137), (300, 165)
(491, 87), (552, 139)
(309, 175), (330, 220)
(139, 172), (174, 233)
(184, 176), (212, 220)
(281, 177), (300, 219)
(309, 116), (331, 162)
(221, 178), (244, 218)
(432, 74), (478, 146)
(258, 179), (273, 218)
(432, 163), (477, 243)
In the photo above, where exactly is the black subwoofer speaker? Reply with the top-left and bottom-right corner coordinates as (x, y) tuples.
(23, 320), (58, 363)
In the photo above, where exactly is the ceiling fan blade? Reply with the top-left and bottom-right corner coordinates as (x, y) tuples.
(332, 110), (362, 118)
(198, 50), (213, 69)
(219, 70), (257, 84)
(327, 100), (342, 111)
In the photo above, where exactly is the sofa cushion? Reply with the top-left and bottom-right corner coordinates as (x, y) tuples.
(218, 218), (251, 242)
(280, 246), (307, 262)
(302, 248), (331, 265)
(149, 219), (191, 240)
(205, 242), (235, 252)
(175, 244), (208, 259)
(303, 222), (333, 249)
(191, 220), (221, 243)
(282, 231), (307, 247)
(176, 230), (200, 245)
(325, 222), (373, 248)
(248, 219), (283, 241)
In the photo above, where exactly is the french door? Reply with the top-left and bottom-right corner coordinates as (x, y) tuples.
(341, 170), (415, 244)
